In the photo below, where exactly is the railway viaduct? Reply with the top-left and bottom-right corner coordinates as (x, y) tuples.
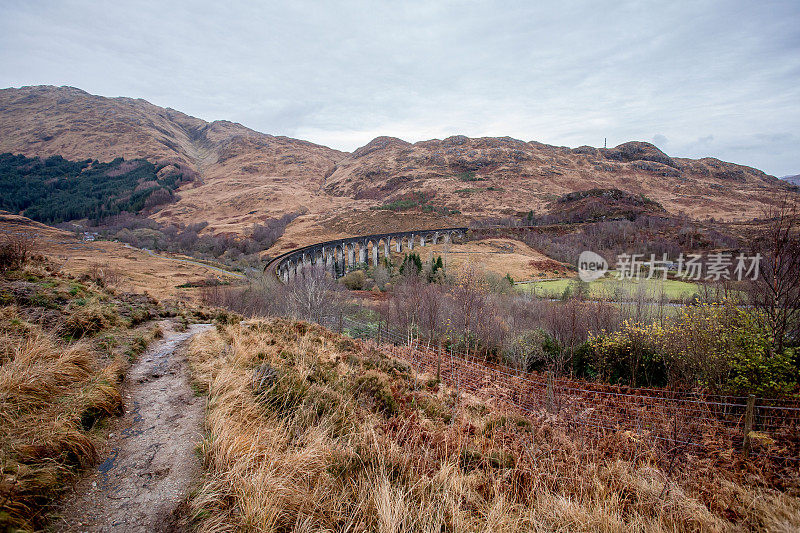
(265, 227), (468, 281)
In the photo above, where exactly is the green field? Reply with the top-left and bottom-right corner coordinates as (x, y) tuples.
(520, 274), (701, 301)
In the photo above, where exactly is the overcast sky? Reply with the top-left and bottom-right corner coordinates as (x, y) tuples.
(1, 0), (798, 175)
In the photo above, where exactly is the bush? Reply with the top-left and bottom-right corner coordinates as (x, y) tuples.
(589, 301), (799, 395)
(457, 171), (484, 181)
(729, 345), (796, 397)
(0, 312), (123, 530)
(254, 366), (309, 415)
(353, 370), (398, 415)
(486, 272), (514, 294)
(340, 270), (366, 290)
(0, 233), (35, 271)
(83, 262), (121, 287)
(589, 321), (666, 387)
(62, 300), (119, 337)
(660, 301), (797, 396)
(504, 329), (547, 371)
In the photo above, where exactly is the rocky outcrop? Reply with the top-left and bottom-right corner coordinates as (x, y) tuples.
(601, 141), (678, 169)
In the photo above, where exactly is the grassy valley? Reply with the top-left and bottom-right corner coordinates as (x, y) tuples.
(0, 84), (798, 532)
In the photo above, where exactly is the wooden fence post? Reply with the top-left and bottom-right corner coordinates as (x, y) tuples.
(546, 371), (555, 413)
(436, 344), (441, 382)
(743, 394), (756, 457)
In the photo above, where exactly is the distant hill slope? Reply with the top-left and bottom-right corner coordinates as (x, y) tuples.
(0, 86), (796, 240)
(324, 136), (793, 223)
(0, 85), (348, 233)
(781, 174), (800, 187)
(0, 153), (195, 223)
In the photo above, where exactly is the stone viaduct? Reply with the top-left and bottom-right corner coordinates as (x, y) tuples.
(265, 227), (468, 282)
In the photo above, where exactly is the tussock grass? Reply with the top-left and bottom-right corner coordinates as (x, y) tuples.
(0, 257), (169, 531)
(188, 319), (800, 532)
(0, 310), (124, 530)
(61, 297), (120, 337)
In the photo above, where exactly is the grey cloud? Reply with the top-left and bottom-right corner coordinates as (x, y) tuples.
(652, 134), (668, 147)
(0, 0), (798, 175)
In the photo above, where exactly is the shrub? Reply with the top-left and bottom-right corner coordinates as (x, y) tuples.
(485, 271), (514, 294)
(0, 325), (123, 530)
(340, 270), (366, 290)
(354, 370), (398, 415)
(589, 321), (666, 387)
(125, 334), (149, 360)
(457, 171), (484, 181)
(253, 366), (309, 415)
(729, 345), (796, 397)
(504, 329), (547, 371)
(0, 233), (35, 271)
(588, 301), (799, 395)
(660, 301), (797, 396)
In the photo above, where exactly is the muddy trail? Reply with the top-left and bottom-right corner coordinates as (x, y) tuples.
(53, 323), (212, 532)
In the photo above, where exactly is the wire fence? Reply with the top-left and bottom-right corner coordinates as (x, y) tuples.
(337, 316), (800, 462)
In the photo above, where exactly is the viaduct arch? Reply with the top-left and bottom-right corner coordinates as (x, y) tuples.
(265, 227), (468, 282)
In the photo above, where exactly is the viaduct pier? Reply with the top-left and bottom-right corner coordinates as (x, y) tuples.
(265, 227), (468, 281)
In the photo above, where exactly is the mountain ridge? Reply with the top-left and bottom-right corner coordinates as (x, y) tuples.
(781, 174), (800, 187)
(0, 85), (795, 242)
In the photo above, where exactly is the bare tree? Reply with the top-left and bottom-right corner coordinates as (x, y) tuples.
(419, 283), (443, 341)
(746, 197), (800, 356)
(201, 274), (288, 317)
(545, 298), (587, 375)
(372, 265), (390, 290)
(285, 265), (346, 324)
(85, 262), (121, 287)
(391, 275), (424, 334)
(453, 263), (487, 358)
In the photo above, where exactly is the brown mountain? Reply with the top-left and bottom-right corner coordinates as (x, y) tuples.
(0, 85), (795, 245)
(0, 85), (348, 235)
(781, 174), (800, 187)
(324, 135), (792, 223)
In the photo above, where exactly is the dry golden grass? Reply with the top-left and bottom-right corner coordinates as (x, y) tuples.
(0, 213), (243, 301)
(0, 257), (174, 531)
(0, 307), (124, 531)
(188, 319), (800, 532)
(408, 238), (568, 280)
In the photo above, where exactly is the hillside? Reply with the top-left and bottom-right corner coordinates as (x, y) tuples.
(782, 174), (800, 187)
(1, 85), (796, 247)
(0, 85), (349, 234)
(0, 213), (244, 300)
(324, 136), (792, 224)
(0, 251), (174, 531)
(185, 318), (800, 531)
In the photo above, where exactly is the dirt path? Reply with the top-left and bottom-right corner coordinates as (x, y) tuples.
(53, 323), (212, 532)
